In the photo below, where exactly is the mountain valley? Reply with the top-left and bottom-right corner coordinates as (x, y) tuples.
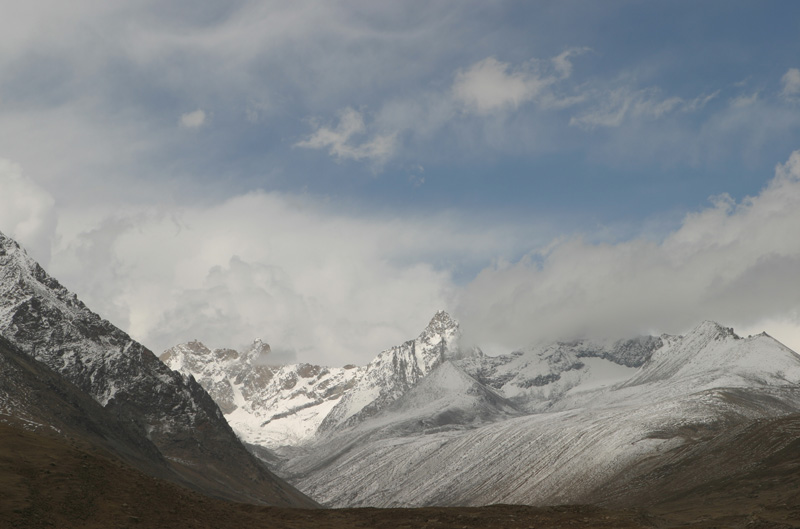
(3, 229), (800, 527)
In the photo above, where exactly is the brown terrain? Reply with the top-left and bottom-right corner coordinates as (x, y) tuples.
(3, 413), (800, 529)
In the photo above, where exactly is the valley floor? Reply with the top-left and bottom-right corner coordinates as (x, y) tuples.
(3, 420), (800, 529)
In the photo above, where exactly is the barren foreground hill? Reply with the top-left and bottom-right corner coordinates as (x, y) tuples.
(0, 421), (648, 529)
(4, 415), (800, 529)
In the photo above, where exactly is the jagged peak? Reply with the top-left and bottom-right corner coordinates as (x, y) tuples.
(0, 230), (33, 265)
(687, 320), (740, 340)
(425, 310), (458, 333)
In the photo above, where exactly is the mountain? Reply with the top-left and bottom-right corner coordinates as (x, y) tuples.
(279, 319), (800, 508)
(317, 310), (460, 433)
(162, 310), (460, 451)
(0, 230), (315, 507)
(0, 333), (173, 481)
(456, 337), (659, 412)
(160, 339), (362, 449)
(160, 286), (800, 511)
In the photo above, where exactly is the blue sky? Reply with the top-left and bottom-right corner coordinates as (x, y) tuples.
(2, 1), (800, 364)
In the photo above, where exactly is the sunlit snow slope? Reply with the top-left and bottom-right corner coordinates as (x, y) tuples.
(161, 340), (362, 448)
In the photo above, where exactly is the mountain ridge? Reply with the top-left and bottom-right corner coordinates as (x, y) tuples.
(0, 230), (315, 507)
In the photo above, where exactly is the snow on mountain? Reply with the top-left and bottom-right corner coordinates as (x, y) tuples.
(457, 336), (661, 412)
(0, 230), (316, 507)
(289, 384), (800, 508)
(622, 321), (800, 389)
(277, 320), (800, 507)
(317, 310), (460, 433)
(162, 309), (462, 450)
(161, 339), (363, 448)
(158, 281), (800, 509)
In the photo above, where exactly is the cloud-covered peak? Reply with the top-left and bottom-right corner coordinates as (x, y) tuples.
(456, 149), (800, 353)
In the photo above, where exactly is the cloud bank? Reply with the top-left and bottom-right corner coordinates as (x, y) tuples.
(34, 149), (800, 365)
(457, 150), (800, 353)
(47, 190), (537, 366)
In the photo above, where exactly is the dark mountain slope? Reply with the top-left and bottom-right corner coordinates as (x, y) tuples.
(0, 230), (315, 507)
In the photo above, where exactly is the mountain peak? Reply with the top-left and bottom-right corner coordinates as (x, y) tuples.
(425, 310), (458, 333)
(418, 310), (460, 357)
(688, 320), (739, 341)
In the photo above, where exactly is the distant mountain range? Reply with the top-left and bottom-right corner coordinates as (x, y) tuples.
(164, 308), (800, 509)
(4, 227), (800, 521)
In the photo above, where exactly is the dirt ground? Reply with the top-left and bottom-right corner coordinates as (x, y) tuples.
(2, 421), (799, 529)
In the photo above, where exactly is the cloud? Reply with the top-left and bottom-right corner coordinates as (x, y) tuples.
(180, 109), (207, 128)
(781, 68), (800, 100)
(452, 50), (586, 115)
(453, 57), (546, 114)
(569, 86), (714, 130)
(730, 92), (759, 108)
(47, 190), (541, 366)
(457, 149), (800, 354)
(0, 159), (56, 265)
(295, 107), (397, 166)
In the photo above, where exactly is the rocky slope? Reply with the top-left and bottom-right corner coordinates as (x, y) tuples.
(161, 339), (362, 448)
(0, 230), (315, 507)
(0, 334), (172, 481)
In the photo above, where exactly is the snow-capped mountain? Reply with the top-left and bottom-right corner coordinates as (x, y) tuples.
(161, 339), (362, 448)
(318, 310), (460, 432)
(159, 273), (800, 509)
(162, 310), (460, 449)
(0, 231), (315, 507)
(276, 319), (800, 508)
(456, 336), (660, 412)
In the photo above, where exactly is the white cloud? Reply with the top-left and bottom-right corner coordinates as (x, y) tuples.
(453, 57), (545, 114)
(452, 50), (585, 115)
(48, 191), (539, 366)
(0, 159), (56, 265)
(180, 109), (207, 128)
(781, 68), (800, 100)
(457, 149), (800, 354)
(295, 107), (397, 166)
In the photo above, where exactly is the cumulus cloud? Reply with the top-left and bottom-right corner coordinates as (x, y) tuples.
(781, 68), (800, 100)
(457, 150), (800, 354)
(180, 109), (207, 128)
(48, 191), (538, 366)
(0, 159), (56, 265)
(452, 49), (586, 115)
(296, 107), (397, 166)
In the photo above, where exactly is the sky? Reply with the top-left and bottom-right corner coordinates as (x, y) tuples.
(2, 1), (800, 365)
